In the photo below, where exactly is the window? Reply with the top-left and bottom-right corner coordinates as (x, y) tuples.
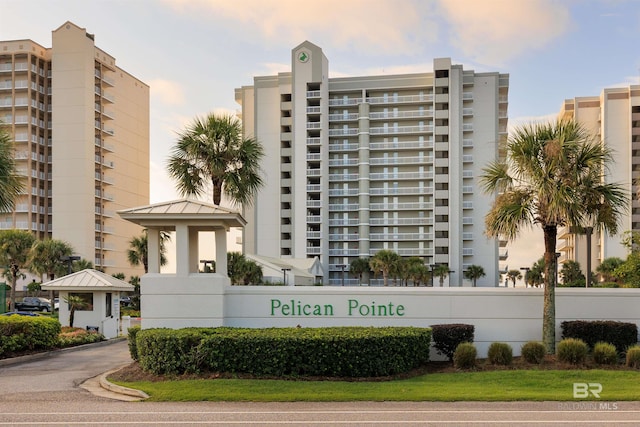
(106, 293), (112, 317)
(68, 292), (94, 311)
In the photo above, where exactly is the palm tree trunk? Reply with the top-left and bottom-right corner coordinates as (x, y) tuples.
(543, 225), (558, 354)
(10, 270), (17, 311)
(212, 180), (223, 206)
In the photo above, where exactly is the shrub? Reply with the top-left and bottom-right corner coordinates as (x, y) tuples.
(557, 338), (588, 365)
(592, 342), (618, 365)
(561, 320), (637, 354)
(453, 342), (477, 369)
(626, 345), (640, 368)
(521, 341), (546, 364)
(136, 326), (432, 377)
(127, 325), (141, 361)
(487, 342), (513, 365)
(431, 324), (475, 361)
(57, 327), (105, 348)
(0, 315), (61, 358)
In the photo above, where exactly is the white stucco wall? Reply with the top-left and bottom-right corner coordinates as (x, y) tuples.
(141, 283), (640, 359)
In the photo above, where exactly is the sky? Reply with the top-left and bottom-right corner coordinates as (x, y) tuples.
(2, 0), (640, 276)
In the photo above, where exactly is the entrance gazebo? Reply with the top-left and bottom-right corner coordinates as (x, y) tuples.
(118, 199), (246, 329)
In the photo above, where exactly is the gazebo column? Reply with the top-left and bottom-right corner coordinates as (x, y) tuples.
(215, 228), (228, 276)
(175, 224), (190, 277)
(147, 228), (161, 274)
(189, 227), (199, 273)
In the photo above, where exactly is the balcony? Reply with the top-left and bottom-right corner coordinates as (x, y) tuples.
(328, 97), (362, 106)
(369, 202), (433, 210)
(369, 232), (433, 241)
(328, 128), (358, 137)
(369, 139), (433, 150)
(329, 203), (359, 211)
(328, 142), (358, 151)
(370, 187), (432, 195)
(370, 125), (434, 135)
(371, 171), (433, 181)
(328, 188), (358, 196)
(369, 217), (431, 226)
(370, 156), (432, 165)
(367, 94), (434, 104)
(328, 173), (358, 182)
(328, 218), (360, 226)
(369, 110), (434, 120)
(328, 158), (358, 167)
(328, 113), (358, 121)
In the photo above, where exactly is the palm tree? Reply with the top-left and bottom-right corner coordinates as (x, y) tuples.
(127, 230), (170, 273)
(369, 250), (400, 287)
(433, 264), (451, 287)
(29, 239), (74, 308)
(349, 258), (370, 286)
(167, 113), (265, 207)
(0, 124), (24, 213)
(72, 258), (94, 272)
(506, 269), (522, 287)
(65, 294), (88, 328)
(527, 258), (545, 288)
(464, 265), (486, 287)
(0, 230), (35, 311)
(480, 119), (627, 353)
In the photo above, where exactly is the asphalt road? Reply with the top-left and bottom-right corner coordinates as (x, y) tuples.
(2, 340), (640, 426)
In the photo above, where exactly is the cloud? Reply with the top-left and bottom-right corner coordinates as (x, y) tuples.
(437, 0), (573, 65)
(161, 0), (439, 56)
(150, 160), (180, 203)
(148, 78), (186, 106)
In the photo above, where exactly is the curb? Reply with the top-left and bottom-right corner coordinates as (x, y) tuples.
(99, 365), (150, 400)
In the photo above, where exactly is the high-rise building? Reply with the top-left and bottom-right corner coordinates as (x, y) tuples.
(558, 85), (640, 278)
(0, 21), (149, 277)
(236, 41), (508, 286)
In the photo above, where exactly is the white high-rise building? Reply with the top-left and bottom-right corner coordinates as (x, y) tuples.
(558, 85), (640, 277)
(0, 22), (149, 277)
(236, 41), (508, 286)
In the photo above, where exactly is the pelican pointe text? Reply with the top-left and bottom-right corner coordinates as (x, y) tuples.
(270, 299), (406, 317)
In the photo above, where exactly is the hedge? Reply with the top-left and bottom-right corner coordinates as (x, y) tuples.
(134, 326), (432, 377)
(561, 320), (638, 353)
(430, 323), (475, 361)
(0, 315), (61, 357)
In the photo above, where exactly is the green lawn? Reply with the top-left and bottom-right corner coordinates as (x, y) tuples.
(111, 369), (640, 402)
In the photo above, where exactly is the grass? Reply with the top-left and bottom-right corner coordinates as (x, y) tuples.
(111, 369), (640, 402)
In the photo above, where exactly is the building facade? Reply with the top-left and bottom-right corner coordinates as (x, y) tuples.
(558, 85), (640, 279)
(0, 22), (149, 277)
(236, 41), (508, 286)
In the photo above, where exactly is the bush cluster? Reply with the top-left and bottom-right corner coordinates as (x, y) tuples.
(127, 325), (141, 361)
(57, 327), (105, 348)
(521, 341), (546, 364)
(133, 326), (432, 377)
(0, 315), (61, 357)
(453, 342), (476, 369)
(431, 324), (474, 361)
(592, 342), (618, 365)
(626, 345), (640, 368)
(487, 342), (513, 366)
(561, 320), (638, 353)
(556, 338), (588, 365)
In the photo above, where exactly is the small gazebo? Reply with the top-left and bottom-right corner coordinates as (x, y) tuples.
(118, 198), (246, 329)
(41, 269), (134, 338)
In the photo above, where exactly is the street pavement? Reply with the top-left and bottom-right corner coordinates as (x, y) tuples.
(2, 339), (640, 425)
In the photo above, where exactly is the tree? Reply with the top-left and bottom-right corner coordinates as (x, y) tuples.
(65, 294), (88, 328)
(349, 258), (370, 286)
(506, 269), (522, 287)
(227, 252), (262, 285)
(127, 230), (170, 273)
(464, 265), (486, 287)
(481, 119), (627, 353)
(0, 124), (24, 213)
(524, 258), (545, 288)
(596, 257), (624, 284)
(0, 230), (36, 311)
(167, 113), (265, 207)
(29, 239), (74, 308)
(369, 250), (400, 287)
(433, 264), (451, 287)
(559, 260), (586, 287)
(73, 258), (94, 272)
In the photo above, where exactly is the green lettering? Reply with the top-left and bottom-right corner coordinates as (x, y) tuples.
(396, 304), (405, 316)
(270, 299), (281, 316)
(324, 304), (334, 316)
(303, 304), (311, 315)
(348, 299), (358, 316)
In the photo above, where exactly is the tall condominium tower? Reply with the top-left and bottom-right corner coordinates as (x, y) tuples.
(558, 85), (640, 277)
(236, 41), (508, 286)
(0, 22), (149, 277)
